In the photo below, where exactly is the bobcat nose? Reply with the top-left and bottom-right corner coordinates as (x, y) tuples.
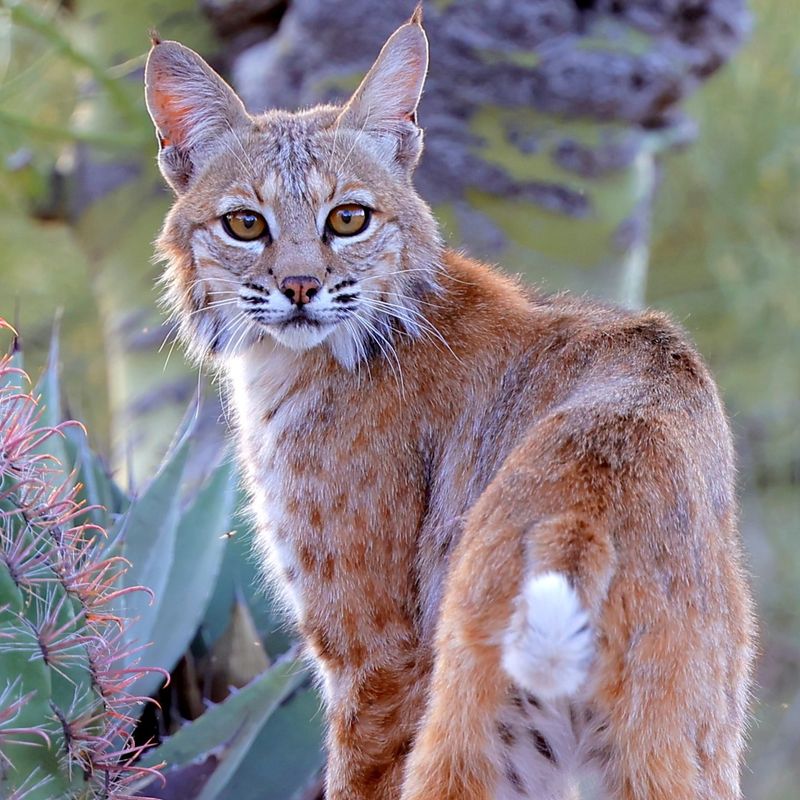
(279, 275), (321, 306)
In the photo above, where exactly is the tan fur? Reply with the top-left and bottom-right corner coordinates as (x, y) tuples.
(146, 13), (755, 800)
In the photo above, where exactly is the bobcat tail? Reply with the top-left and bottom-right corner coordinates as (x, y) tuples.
(501, 571), (594, 700)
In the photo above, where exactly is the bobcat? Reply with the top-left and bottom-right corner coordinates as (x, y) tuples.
(145, 9), (754, 800)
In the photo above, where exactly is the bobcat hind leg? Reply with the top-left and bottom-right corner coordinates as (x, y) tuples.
(400, 501), (616, 800)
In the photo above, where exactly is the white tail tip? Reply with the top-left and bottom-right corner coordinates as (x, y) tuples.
(502, 571), (593, 700)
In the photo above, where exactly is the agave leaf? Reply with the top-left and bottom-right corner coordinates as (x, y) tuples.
(113, 436), (190, 664)
(132, 461), (237, 699)
(202, 488), (291, 657)
(204, 596), (271, 704)
(133, 752), (223, 800)
(62, 422), (129, 526)
(137, 655), (308, 799)
(1, 337), (27, 394)
(33, 319), (64, 429)
(32, 319), (70, 481)
(216, 686), (325, 800)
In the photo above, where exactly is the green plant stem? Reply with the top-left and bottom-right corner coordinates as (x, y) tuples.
(0, 108), (145, 149)
(6, 0), (138, 122)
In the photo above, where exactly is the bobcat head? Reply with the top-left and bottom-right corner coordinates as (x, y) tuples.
(146, 12), (442, 368)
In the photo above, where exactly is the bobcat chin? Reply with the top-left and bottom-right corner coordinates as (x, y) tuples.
(145, 9), (754, 800)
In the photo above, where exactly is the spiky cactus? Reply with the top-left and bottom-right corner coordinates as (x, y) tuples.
(0, 319), (322, 799)
(0, 321), (160, 800)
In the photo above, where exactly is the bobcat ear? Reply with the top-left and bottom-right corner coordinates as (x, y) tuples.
(145, 40), (249, 193)
(337, 12), (429, 172)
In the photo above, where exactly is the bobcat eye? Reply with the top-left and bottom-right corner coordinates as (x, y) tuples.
(222, 210), (269, 241)
(326, 204), (370, 237)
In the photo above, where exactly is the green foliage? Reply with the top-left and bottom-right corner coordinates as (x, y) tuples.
(0, 324), (322, 798)
(647, 1), (800, 794)
(0, 327), (156, 799)
(139, 460), (235, 698)
(0, 0), (215, 476)
(216, 685), (324, 800)
(462, 106), (685, 305)
(137, 654), (321, 800)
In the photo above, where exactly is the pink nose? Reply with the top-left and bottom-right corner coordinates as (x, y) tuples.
(279, 275), (321, 306)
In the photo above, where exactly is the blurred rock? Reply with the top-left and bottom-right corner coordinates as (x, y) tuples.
(228, 0), (749, 300)
(201, 0), (287, 52)
(233, 0), (750, 127)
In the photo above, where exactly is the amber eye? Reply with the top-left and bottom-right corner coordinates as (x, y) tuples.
(222, 210), (269, 241)
(326, 204), (370, 237)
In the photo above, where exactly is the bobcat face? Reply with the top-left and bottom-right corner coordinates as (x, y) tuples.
(173, 114), (434, 358)
(148, 27), (441, 368)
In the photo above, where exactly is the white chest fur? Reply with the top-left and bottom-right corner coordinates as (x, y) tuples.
(227, 343), (315, 619)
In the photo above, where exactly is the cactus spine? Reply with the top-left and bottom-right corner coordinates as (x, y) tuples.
(0, 322), (161, 800)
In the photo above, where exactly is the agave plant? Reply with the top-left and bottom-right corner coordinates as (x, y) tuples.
(0, 320), (324, 799)
(0, 320), (162, 799)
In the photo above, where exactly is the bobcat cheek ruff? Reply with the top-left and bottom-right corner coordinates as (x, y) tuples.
(147, 10), (754, 800)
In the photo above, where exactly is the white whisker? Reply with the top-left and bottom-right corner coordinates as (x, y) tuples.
(187, 277), (242, 289)
(231, 314), (255, 356)
(204, 298), (242, 312)
(223, 312), (252, 357)
(356, 289), (443, 309)
(327, 113), (343, 174)
(352, 309), (404, 397)
(161, 327), (183, 371)
(355, 296), (462, 365)
(341, 317), (369, 384)
(162, 329), (183, 373)
(158, 319), (182, 354)
(221, 119), (257, 178)
(214, 311), (251, 431)
(357, 267), (474, 286)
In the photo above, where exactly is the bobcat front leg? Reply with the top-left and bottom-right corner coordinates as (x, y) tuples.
(323, 644), (431, 800)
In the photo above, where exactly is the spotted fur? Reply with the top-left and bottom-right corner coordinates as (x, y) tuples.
(146, 11), (755, 800)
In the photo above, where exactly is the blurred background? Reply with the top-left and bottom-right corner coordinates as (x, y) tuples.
(0, 0), (797, 797)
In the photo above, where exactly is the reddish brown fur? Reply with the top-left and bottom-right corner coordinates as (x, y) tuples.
(235, 255), (752, 799)
(145, 15), (755, 800)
